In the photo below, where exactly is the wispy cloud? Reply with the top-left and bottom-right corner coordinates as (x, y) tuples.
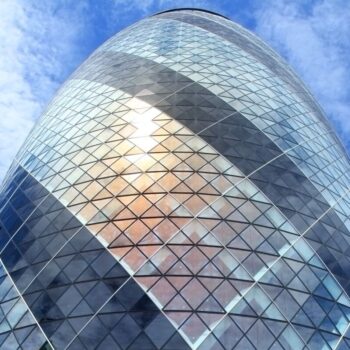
(0, 1), (39, 179)
(0, 1), (92, 180)
(254, 0), (350, 148)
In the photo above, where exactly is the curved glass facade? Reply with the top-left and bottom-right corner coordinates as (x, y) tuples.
(1, 8), (350, 350)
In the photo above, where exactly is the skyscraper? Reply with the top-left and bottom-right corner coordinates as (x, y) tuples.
(0, 7), (350, 349)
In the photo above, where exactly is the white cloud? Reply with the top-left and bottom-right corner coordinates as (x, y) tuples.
(0, 1), (38, 180)
(0, 0), (91, 181)
(254, 0), (350, 147)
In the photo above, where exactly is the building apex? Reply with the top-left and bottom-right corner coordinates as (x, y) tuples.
(153, 7), (229, 20)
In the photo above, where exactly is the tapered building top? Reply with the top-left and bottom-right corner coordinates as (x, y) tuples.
(0, 8), (350, 350)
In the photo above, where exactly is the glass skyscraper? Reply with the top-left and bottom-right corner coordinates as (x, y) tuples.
(1, 8), (350, 350)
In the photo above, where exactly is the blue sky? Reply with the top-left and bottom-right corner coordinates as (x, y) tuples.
(0, 0), (349, 181)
